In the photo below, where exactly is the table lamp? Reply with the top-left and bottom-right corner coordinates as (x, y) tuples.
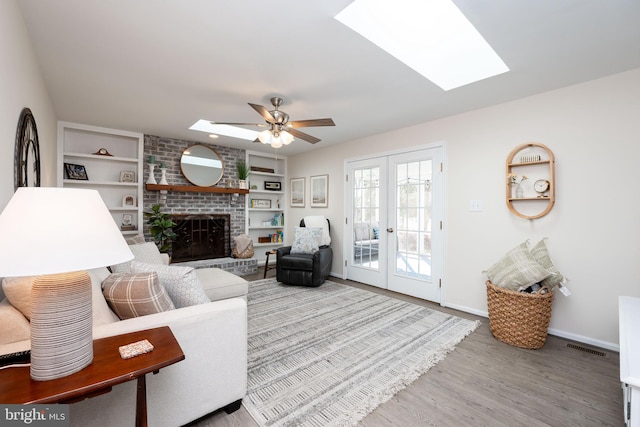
(0, 187), (133, 381)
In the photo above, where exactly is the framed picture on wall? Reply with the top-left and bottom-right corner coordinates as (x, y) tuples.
(290, 177), (305, 207)
(310, 174), (328, 208)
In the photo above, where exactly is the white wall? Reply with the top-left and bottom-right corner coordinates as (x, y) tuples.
(0, 0), (57, 208)
(287, 67), (640, 350)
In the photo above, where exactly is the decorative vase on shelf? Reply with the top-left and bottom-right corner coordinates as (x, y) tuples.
(515, 185), (524, 199)
(147, 163), (157, 184)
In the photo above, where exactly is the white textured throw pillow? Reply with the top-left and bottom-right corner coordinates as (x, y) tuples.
(112, 242), (164, 273)
(303, 216), (331, 246)
(129, 261), (209, 308)
(291, 227), (323, 254)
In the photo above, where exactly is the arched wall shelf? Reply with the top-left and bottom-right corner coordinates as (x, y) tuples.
(506, 142), (555, 220)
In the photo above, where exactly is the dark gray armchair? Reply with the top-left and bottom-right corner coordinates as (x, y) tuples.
(276, 218), (332, 287)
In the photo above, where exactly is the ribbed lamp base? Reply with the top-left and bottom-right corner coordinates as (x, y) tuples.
(30, 271), (93, 381)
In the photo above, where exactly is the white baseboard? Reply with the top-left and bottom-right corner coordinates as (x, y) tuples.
(546, 328), (619, 352)
(443, 302), (488, 318)
(442, 302), (619, 352)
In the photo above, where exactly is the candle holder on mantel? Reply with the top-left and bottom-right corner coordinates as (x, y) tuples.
(147, 163), (157, 184)
(159, 163), (168, 185)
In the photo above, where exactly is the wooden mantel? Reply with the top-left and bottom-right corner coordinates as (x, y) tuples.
(146, 184), (249, 194)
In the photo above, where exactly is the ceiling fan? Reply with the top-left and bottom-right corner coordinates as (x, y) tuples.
(212, 97), (335, 147)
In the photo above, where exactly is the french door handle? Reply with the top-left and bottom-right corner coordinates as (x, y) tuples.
(387, 228), (394, 233)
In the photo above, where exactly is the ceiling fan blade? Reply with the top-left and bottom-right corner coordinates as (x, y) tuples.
(248, 103), (276, 123)
(288, 128), (321, 144)
(288, 118), (335, 128)
(210, 121), (266, 127)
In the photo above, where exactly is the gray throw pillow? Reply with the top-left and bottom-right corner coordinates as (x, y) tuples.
(485, 241), (550, 291)
(529, 238), (566, 289)
(128, 261), (209, 308)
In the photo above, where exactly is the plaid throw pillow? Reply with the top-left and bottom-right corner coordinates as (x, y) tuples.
(103, 272), (175, 320)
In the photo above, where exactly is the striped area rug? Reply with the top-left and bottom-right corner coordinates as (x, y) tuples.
(243, 279), (479, 427)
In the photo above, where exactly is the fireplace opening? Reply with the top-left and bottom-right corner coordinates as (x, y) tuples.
(171, 214), (231, 263)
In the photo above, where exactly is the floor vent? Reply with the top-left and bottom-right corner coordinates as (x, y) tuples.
(567, 343), (607, 358)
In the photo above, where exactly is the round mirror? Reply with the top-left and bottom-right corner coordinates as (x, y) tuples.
(180, 145), (224, 187)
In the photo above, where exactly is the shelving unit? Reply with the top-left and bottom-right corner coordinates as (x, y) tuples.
(57, 122), (144, 236)
(505, 142), (555, 220)
(246, 151), (286, 264)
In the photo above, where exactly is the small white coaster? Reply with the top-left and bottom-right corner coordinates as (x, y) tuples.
(119, 339), (154, 359)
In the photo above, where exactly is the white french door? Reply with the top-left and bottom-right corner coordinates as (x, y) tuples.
(346, 146), (444, 303)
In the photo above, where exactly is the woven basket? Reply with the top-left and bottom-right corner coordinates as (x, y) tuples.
(233, 241), (254, 259)
(486, 280), (554, 349)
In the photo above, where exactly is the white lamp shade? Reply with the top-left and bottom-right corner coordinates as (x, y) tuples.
(0, 187), (133, 276)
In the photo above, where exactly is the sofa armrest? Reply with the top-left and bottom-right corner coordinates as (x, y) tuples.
(160, 253), (171, 265)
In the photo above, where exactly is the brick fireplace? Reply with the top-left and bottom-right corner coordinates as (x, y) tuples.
(142, 135), (256, 275)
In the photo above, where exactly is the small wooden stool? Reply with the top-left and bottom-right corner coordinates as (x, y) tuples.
(264, 250), (277, 278)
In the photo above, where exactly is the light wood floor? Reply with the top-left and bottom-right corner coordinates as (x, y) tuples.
(189, 271), (623, 427)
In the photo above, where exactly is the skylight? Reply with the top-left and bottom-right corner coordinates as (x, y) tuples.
(189, 120), (258, 141)
(335, 0), (509, 90)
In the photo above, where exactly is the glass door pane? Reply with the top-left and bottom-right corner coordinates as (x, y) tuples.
(352, 166), (380, 269)
(394, 159), (432, 280)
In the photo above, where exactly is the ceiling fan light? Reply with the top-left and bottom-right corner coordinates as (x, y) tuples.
(281, 131), (294, 145)
(271, 135), (283, 149)
(258, 130), (272, 144)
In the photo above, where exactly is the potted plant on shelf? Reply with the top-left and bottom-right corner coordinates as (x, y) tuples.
(144, 204), (177, 254)
(237, 159), (249, 189)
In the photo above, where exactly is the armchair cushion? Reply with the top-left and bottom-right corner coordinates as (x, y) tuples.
(279, 252), (316, 272)
(291, 227), (323, 254)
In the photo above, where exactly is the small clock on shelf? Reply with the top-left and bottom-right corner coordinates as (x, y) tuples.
(534, 179), (550, 197)
(93, 147), (113, 156)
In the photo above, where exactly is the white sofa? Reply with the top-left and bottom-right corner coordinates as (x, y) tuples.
(0, 258), (248, 426)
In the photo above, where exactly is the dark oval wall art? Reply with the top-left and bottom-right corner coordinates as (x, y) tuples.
(14, 107), (41, 190)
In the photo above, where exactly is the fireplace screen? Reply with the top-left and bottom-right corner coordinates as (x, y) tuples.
(171, 214), (230, 262)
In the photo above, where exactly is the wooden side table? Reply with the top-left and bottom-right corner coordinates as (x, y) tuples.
(0, 326), (184, 427)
